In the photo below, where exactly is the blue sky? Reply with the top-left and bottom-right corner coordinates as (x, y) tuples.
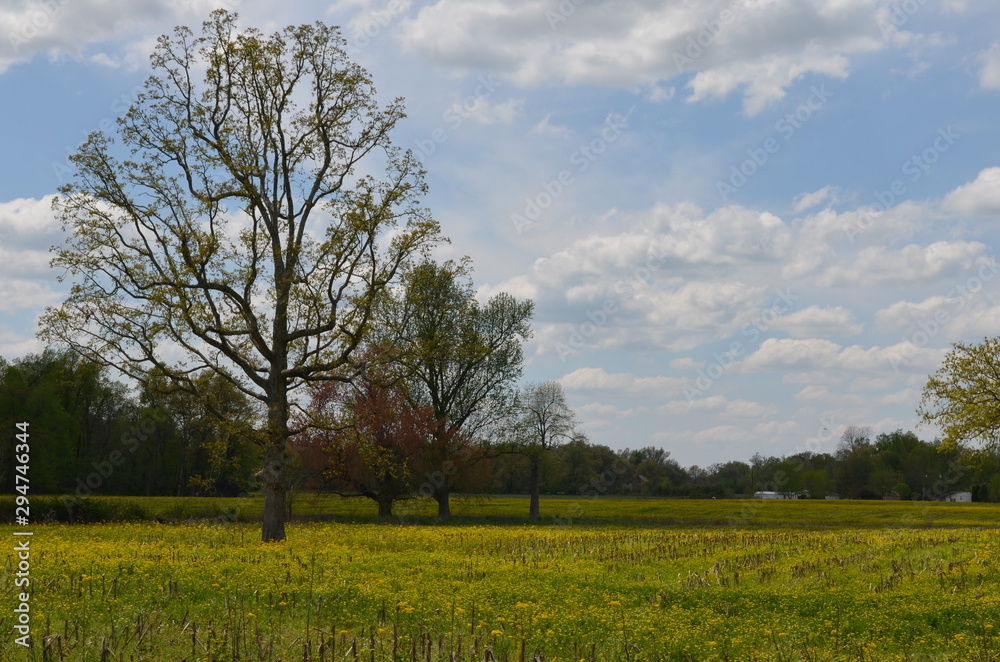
(2, 0), (1000, 467)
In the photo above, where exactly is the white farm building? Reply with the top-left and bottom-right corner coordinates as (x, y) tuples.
(940, 491), (972, 502)
(753, 491), (798, 499)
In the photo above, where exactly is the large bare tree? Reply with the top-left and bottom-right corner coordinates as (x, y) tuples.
(39, 10), (440, 541)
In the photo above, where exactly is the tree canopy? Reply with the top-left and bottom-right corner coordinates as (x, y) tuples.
(385, 259), (533, 518)
(39, 10), (440, 540)
(919, 337), (1000, 451)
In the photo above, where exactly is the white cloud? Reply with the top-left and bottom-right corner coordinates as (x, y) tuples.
(942, 167), (1000, 217)
(447, 96), (523, 125)
(0, 196), (62, 278)
(400, 0), (895, 115)
(977, 42), (1000, 90)
(559, 367), (685, 399)
(0, 280), (62, 313)
(685, 53), (850, 116)
(669, 357), (704, 370)
(772, 305), (863, 337)
(793, 185), (838, 212)
(818, 241), (989, 286)
(657, 396), (774, 418)
(0, 196), (60, 242)
(741, 338), (941, 374)
(0, 1), (183, 74)
(644, 83), (675, 103)
(531, 113), (572, 138)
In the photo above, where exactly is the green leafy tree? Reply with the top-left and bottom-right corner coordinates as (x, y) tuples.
(919, 338), (1000, 451)
(387, 259), (532, 518)
(0, 349), (134, 494)
(141, 370), (261, 496)
(38, 10), (440, 540)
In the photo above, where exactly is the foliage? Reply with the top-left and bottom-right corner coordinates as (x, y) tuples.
(920, 337), (1000, 451)
(385, 259), (533, 518)
(140, 370), (261, 496)
(291, 350), (435, 517)
(0, 349), (134, 494)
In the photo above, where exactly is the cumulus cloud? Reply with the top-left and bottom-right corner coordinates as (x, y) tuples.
(658, 396), (775, 418)
(559, 367), (685, 399)
(0, 0), (188, 73)
(817, 241), (990, 286)
(942, 167), (1000, 217)
(771, 305), (863, 337)
(399, 0), (897, 115)
(977, 42), (1000, 89)
(0, 196), (61, 276)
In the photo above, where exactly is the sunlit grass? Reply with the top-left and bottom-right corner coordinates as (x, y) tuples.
(6, 493), (1000, 528)
(3, 501), (1000, 660)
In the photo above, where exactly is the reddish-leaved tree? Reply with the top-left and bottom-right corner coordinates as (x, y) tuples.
(293, 357), (435, 517)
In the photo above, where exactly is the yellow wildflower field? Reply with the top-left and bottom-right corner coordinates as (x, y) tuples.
(3, 515), (1000, 661)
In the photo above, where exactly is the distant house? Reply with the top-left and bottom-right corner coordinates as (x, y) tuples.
(941, 491), (972, 503)
(824, 494), (841, 500)
(753, 491), (798, 499)
(883, 491), (900, 501)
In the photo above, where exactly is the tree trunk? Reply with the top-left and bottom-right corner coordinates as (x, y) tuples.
(434, 488), (451, 519)
(259, 359), (290, 541)
(260, 283), (291, 542)
(258, 442), (287, 541)
(529, 456), (540, 520)
(377, 494), (394, 518)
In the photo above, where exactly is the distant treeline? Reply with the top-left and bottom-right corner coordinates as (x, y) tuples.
(3, 349), (999, 504)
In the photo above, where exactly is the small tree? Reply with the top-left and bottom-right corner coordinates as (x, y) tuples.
(514, 381), (576, 519)
(38, 10), (440, 540)
(294, 353), (433, 517)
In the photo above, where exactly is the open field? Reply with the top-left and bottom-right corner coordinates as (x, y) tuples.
(3, 499), (1000, 661)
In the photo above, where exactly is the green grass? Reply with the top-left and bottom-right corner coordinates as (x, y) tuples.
(4, 493), (1000, 529)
